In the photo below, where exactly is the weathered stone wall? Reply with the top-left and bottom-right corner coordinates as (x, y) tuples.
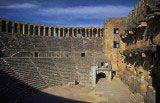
(0, 18), (105, 86)
(104, 18), (127, 71)
(103, 0), (160, 103)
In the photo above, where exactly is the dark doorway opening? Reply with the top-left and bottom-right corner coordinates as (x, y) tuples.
(112, 71), (116, 80)
(96, 72), (106, 83)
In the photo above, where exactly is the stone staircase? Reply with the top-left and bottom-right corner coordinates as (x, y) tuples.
(95, 78), (133, 103)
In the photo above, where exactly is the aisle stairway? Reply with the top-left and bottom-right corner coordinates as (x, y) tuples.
(95, 78), (133, 103)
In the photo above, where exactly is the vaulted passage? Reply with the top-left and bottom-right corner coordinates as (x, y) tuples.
(96, 72), (106, 83)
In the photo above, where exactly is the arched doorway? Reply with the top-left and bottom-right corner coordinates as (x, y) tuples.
(96, 72), (106, 83)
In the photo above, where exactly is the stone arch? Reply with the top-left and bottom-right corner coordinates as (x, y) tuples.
(96, 72), (106, 83)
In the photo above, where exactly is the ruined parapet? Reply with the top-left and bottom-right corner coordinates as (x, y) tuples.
(0, 18), (103, 38)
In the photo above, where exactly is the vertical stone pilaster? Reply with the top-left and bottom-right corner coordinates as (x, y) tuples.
(84, 28), (87, 37)
(80, 28), (82, 38)
(88, 28), (90, 37)
(58, 28), (60, 37)
(38, 26), (40, 36)
(48, 27), (51, 36)
(62, 28), (65, 37)
(28, 25), (30, 35)
(67, 28), (69, 37)
(72, 28), (74, 37)
(53, 28), (55, 37)
(22, 24), (25, 35)
(33, 25), (35, 36)
(100, 28), (102, 37)
(96, 28), (98, 37)
(76, 28), (78, 37)
(43, 26), (45, 36)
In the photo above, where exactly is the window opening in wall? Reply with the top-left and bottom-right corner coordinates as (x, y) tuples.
(93, 28), (97, 37)
(114, 28), (119, 34)
(60, 28), (63, 37)
(101, 62), (104, 67)
(86, 29), (89, 37)
(64, 28), (68, 37)
(55, 28), (59, 37)
(8, 21), (12, 33)
(30, 25), (34, 35)
(14, 23), (18, 33)
(113, 41), (120, 48)
(69, 29), (72, 37)
(2, 20), (7, 32)
(74, 29), (77, 37)
(81, 53), (85, 57)
(90, 29), (92, 37)
(19, 24), (23, 34)
(101, 29), (103, 37)
(34, 52), (39, 57)
(40, 26), (43, 36)
(51, 28), (54, 36)
(45, 27), (49, 36)
(35, 26), (38, 35)
(82, 29), (85, 37)
(25, 25), (28, 34)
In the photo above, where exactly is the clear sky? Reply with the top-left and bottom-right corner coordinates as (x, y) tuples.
(0, 0), (138, 27)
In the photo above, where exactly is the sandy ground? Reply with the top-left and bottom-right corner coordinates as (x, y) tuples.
(25, 79), (132, 103)
(25, 84), (107, 103)
(41, 85), (107, 103)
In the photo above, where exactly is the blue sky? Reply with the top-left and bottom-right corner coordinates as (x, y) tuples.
(0, 0), (138, 27)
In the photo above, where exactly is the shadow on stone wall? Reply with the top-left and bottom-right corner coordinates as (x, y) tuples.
(123, 51), (160, 103)
(0, 70), (86, 103)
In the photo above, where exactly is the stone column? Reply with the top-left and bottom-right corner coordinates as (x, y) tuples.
(27, 24), (30, 35)
(80, 28), (82, 37)
(72, 28), (74, 37)
(48, 27), (51, 36)
(43, 26), (45, 36)
(100, 28), (102, 37)
(62, 28), (65, 37)
(22, 24), (24, 35)
(76, 28), (78, 37)
(88, 28), (91, 37)
(53, 28), (55, 37)
(67, 28), (69, 37)
(58, 28), (60, 37)
(33, 25), (35, 35)
(84, 28), (87, 37)
(96, 28), (98, 37)
(108, 71), (112, 81)
(38, 26), (40, 36)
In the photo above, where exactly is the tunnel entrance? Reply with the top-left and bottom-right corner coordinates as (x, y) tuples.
(96, 72), (106, 83)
